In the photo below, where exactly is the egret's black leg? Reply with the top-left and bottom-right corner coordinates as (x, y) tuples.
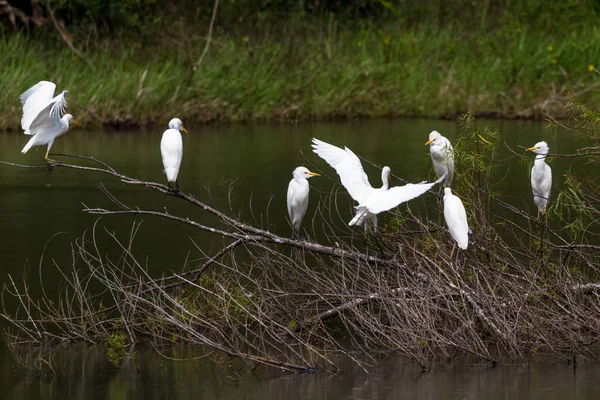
(175, 180), (180, 191)
(372, 231), (386, 258)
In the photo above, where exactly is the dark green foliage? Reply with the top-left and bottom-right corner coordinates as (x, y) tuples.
(4, 0), (599, 33)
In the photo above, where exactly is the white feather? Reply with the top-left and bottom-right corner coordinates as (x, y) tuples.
(20, 81), (57, 133)
(311, 138), (372, 204)
(364, 177), (444, 215)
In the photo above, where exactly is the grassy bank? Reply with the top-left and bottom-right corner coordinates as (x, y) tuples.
(1, 17), (599, 130)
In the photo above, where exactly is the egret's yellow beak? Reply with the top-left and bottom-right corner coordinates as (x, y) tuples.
(73, 120), (79, 126)
(182, 126), (189, 134)
(526, 146), (539, 151)
(308, 171), (321, 177)
(388, 174), (392, 182)
(425, 139), (434, 145)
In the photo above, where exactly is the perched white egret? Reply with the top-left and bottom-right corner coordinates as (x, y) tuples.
(287, 166), (320, 237)
(20, 81), (76, 160)
(443, 187), (469, 257)
(312, 138), (444, 229)
(160, 118), (188, 189)
(425, 130), (454, 187)
(526, 141), (552, 218)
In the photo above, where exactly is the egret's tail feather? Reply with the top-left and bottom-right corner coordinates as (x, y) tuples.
(21, 138), (35, 154)
(349, 206), (369, 227)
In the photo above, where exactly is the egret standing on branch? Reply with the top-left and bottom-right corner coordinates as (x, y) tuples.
(527, 141), (552, 219)
(287, 166), (320, 238)
(443, 187), (469, 258)
(311, 138), (444, 230)
(20, 81), (77, 161)
(160, 118), (188, 190)
(426, 130), (454, 187)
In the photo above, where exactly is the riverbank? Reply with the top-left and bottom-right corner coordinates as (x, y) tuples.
(1, 18), (599, 130)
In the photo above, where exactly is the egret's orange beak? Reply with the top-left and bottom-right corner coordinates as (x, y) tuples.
(425, 139), (434, 145)
(182, 126), (189, 134)
(308, 171), (321, 177)
(526, 146), (539, 151)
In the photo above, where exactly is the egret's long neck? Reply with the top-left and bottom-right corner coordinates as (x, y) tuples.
(60, 117), (70, 133)
(381, 170), (390, 190)
(534, 153), (548, 164)
(294, 175), (307, 184)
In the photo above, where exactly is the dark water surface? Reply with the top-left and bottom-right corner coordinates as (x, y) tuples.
(0, 119), (595, 398)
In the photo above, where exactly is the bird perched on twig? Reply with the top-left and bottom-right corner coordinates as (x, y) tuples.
(160, 117), (188, 190)
(526, 141), (552, 219)
(426, 130), (454, 188)
(20, 81), (77, 161)
(287, 166), (320, 238)
(443, 187), (469, 258)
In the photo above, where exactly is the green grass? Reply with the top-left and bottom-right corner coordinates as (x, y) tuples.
(1, 18), (599, 130)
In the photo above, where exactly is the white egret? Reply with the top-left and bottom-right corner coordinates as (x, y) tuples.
(160, 118), (188, 189)
(287, 166), (320, 237)
(526, 141), (552, 218)
(443, 187), (469, 257)
(311, 138), (444, 229)
(425, 130), (454, 187)
(20, 81), (76, 160)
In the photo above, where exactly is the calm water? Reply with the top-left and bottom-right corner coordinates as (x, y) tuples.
(0, 119), (596, 398)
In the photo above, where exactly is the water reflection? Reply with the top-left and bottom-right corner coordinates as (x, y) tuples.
(0, 119), (591, 398)
(2, 345), (600, 399)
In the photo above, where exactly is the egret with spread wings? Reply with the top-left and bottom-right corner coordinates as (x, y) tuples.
(312, 138), (443, 229)
(20, 81), (76, 161)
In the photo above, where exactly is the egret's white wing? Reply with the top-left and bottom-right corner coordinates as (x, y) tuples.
(286, 182), (295, 222)
(367, 176), (443, 214)
(20, 81), (57, 133)
(26, 99), (64, 137)
(312, 138), (372, 204)
(48, 91), (68, 121)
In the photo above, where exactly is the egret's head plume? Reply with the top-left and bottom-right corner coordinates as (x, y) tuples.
(527, 141), (549, 155)
(426, 130), (441, 145)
